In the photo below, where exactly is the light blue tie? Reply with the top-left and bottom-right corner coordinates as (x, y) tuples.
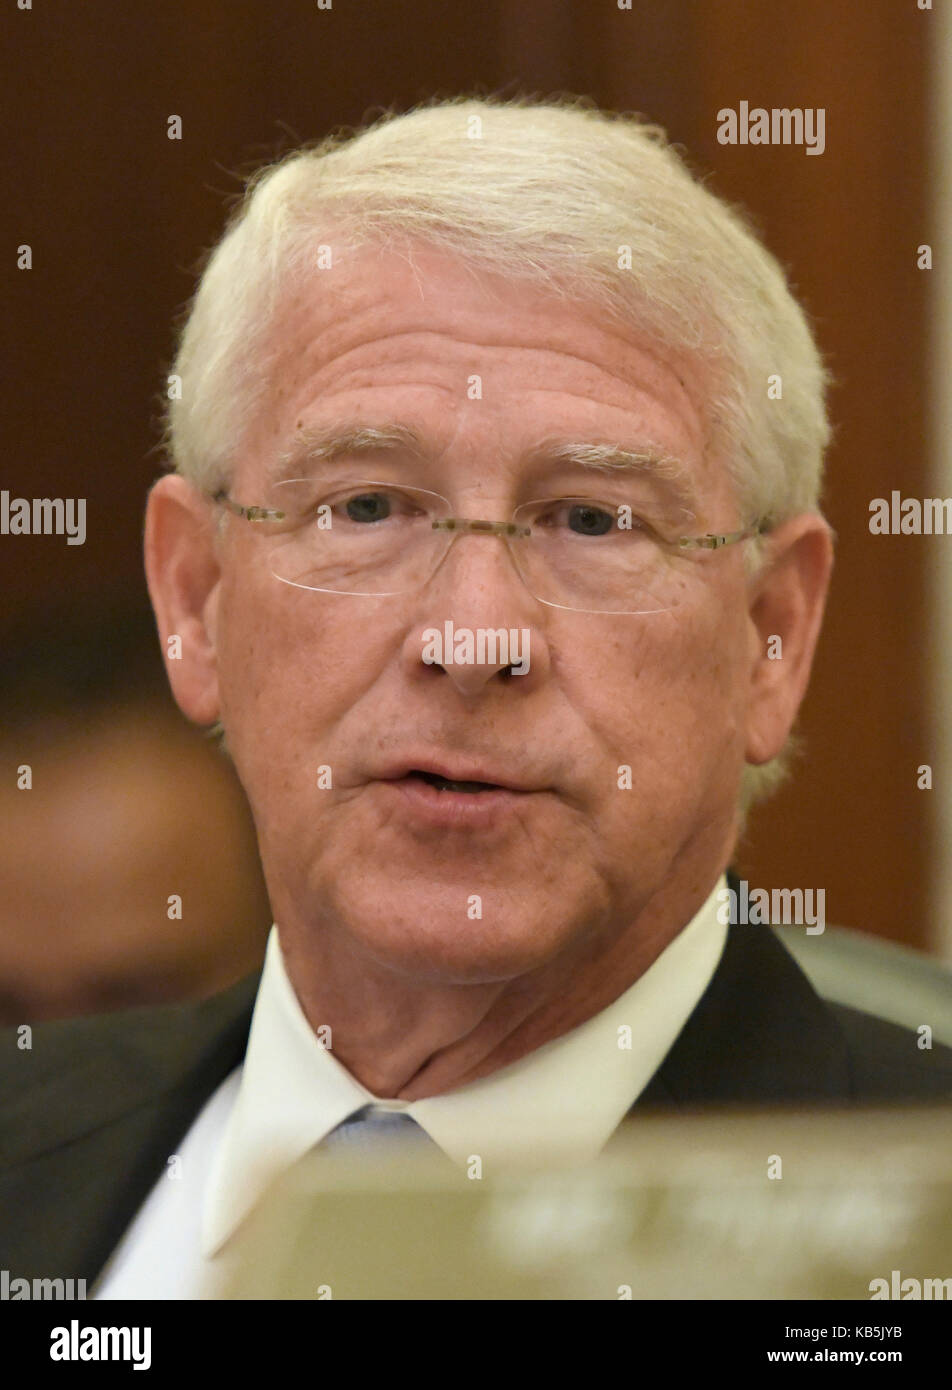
(321, 1104), (442, 1156)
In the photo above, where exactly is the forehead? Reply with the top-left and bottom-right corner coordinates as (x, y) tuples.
(240, 242), (725, 504)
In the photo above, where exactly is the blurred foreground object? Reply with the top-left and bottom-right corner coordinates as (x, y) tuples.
(215, 1106), (952, 1300)
(0, 597), (271, 1022)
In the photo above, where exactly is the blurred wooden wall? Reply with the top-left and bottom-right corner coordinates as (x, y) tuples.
(3, 0), (934, 946)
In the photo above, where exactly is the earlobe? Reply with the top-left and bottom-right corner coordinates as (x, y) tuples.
(144, 475), (223, 727)
(743, 515), (834, 766)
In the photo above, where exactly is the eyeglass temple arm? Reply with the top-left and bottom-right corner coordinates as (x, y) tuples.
(676, 518), (772, 551)
(212, 490), (286, 522)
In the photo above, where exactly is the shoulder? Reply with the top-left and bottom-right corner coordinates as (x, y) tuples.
(829, 1002), (952, 1101)
(640, 919), (952, 1107)
(0, 973), (260, 1169)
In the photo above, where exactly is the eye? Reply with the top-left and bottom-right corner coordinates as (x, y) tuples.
(533, 501), (617, 536)
(343, 490), (392, 523)
(567, 503), (614, 536)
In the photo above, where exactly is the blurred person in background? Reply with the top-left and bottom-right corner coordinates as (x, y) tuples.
(0, 598), (271, 1023)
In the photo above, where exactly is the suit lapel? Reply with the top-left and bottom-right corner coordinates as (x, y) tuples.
(632, 914), (850, 1109)
(0, 973), (259, 1284)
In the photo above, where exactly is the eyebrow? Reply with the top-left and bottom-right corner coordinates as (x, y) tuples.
(526, 440), (699, 517)
(270, 424), (425, 482)
(269, 423), (698, 517)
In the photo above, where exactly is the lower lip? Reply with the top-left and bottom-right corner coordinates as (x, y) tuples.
(376, 777), (533, 828)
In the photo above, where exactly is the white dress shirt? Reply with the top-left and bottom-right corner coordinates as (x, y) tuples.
(94, 874), (727, 1298)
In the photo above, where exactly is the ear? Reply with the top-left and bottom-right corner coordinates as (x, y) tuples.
(744, 513), (834, 765)
(144, 475), (223, 727)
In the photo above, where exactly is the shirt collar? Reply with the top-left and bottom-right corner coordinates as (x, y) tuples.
(202, 874), (727, 1256)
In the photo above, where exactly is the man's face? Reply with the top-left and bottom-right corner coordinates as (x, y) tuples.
(180, 245), (762, 983)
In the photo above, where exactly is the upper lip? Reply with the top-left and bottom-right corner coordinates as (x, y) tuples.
(376, 759), (537, 793)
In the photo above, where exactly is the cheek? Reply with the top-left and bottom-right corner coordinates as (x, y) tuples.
(653, 592), (750, 793)
(213, 568), (314, 791)
(213, 571), (392, 780)
(562, 587), (748, 798)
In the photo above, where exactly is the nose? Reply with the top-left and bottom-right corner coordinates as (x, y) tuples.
(401, 522), (549, 697)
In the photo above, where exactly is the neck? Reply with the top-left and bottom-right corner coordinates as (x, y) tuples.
(276, 855), (731, 1101)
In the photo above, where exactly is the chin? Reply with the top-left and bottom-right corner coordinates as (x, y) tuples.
(340, 891), (574, 985)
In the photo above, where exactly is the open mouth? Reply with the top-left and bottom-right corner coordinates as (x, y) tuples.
(406, 770), (504, 793)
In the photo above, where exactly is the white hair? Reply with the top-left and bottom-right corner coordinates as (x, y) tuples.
(163, 95), (832, 817)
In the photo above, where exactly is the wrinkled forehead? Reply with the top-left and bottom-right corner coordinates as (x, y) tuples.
(237, 240), (729, 508)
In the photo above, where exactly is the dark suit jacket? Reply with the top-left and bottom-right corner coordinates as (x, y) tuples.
(2, 915), (951, 1287)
